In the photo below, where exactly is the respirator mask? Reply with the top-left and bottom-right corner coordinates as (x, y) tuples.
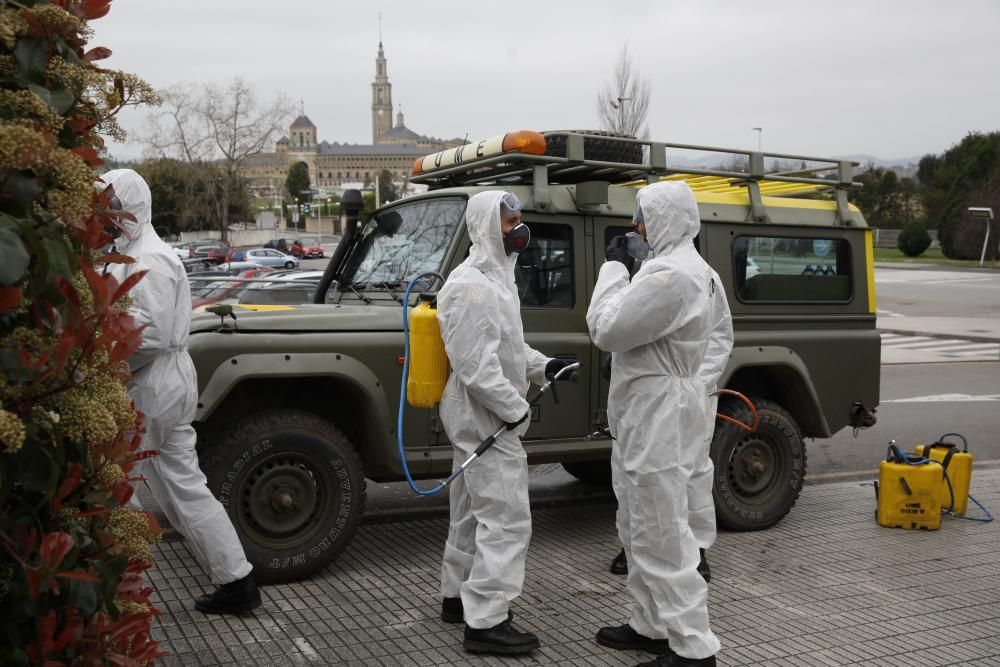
(500, 192), (530, 255)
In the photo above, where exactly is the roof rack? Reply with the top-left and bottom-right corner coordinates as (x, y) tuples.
(410, 131), (861, 224)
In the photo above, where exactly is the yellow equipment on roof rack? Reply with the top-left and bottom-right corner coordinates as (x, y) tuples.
(624, 173), (831, 198)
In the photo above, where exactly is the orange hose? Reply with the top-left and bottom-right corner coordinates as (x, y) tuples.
(711, 389), (759, 432)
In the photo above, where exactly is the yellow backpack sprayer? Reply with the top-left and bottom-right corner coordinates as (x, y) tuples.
(874, 433), (991, 530)
(397, 272), (580, 495)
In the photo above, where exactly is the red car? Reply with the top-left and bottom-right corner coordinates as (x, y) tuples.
(291, 238), (324, 259)
(205, 241), (233, 265)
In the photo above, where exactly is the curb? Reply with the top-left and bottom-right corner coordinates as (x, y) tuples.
(877, 327), (1000, 345)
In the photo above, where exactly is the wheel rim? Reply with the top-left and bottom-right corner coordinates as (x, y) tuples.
(725, 431), (789, 505)
(235, 453), (335, 546)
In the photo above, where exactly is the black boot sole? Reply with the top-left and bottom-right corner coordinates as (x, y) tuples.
(463, 638), (540, 654)
(596, 634), (669, 653)
(195, 598), (262, 614)
(441, 610), (464, 623)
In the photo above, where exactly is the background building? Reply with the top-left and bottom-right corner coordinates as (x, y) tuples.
(242, 41), (462, 198)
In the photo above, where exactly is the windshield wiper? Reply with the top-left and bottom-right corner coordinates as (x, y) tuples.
(345, 282), (372, 305)
(376, 281), (404, 304)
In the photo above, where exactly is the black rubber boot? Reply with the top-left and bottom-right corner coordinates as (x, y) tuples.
(612, 549), (711, 582)
(610, 548), (628, 575)
(464, 618), (540, 654)
(636, 648), (717, 666)
(194, 572), (261, 614)
(595, 624), (670, 653)
(441, 597), (463, 623)
(697, 548), (711, 584)
(441, 597), (513, 624)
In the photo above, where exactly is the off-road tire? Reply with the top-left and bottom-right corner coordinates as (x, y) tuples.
(711, 397), (806, 531)
(201, 409), (366, 583)
(542, 130), (643, 165)
(561, 460), (612, 485)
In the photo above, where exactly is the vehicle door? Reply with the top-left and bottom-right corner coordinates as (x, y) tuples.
(515, 215), (592, 441)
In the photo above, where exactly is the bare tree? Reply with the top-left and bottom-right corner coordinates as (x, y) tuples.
(142, 78), (294, 240)
(597, 45), (651, 139)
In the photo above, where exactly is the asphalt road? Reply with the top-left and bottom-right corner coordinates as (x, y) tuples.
(876, 264), (1000, 319)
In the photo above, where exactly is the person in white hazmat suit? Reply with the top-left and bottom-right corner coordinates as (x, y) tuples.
(101, 169), (261, 615)
(609, 259), (733, 581)
(436, 190), (574, 655)
(587, 181), (731, 667)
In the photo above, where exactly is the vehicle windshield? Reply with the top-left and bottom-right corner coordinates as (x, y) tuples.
(339, 197), (466, 288)
(300, 238), (318, 245)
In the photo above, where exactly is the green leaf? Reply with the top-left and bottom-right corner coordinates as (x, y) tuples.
(12, 37), (48, 85)
(0, 171), (42, 217)
(20, 444), (58, 496)
(67, 578), (101, 617)
(28, 84), (75, 115)
(41, 234), (72, 280)
(0, 224), (29, 286)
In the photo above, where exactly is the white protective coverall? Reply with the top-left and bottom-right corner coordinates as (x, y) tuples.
(103, 169), (252, 585)
(437, 190), (551, 629)
(587, 181), (731, 660)
(690, 282), (733, 553)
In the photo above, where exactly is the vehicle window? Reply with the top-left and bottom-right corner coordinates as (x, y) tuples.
(300, 238), (317, 245)
(340, 197), (466, 289)
(734, 235), (852, 302)
(515, 224), (574, 308)
(266, 250), (281, 257)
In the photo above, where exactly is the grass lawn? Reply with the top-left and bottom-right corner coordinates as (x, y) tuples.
(874, 247), (998, 269)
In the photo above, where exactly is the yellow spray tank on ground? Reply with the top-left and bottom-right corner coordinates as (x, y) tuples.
(876, 442), (943, 530)
(915, 435), (973, 515)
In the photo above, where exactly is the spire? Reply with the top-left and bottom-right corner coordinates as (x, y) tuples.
(396, 104), (404, 128)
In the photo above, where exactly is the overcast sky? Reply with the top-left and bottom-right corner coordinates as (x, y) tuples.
(93, 0), (1000, 164)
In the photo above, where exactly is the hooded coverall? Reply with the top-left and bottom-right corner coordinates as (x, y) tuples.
(587, 181), (732, 660)
(103, 169), (252, 585)
(437, 191), (551, 629)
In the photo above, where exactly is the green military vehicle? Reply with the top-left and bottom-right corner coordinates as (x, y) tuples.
(190, 131), (880, 582)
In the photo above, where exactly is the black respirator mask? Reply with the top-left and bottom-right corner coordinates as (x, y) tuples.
(503, 223), (531, 256)
(104, 195), (124, 240)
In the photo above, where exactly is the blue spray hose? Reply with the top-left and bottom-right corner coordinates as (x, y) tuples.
(396, 273), (581, 496)
(397, 273), (447, 495)
(935, 432), (993, 523)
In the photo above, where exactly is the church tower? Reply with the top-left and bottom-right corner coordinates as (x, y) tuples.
(371, 41), (393, 144)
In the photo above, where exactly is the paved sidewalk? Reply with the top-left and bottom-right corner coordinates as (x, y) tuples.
(877, 316), (1000, 344)
(148, 469), (1000, 666)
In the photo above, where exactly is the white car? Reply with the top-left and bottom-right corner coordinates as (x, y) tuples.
(243, 248), (300, 269)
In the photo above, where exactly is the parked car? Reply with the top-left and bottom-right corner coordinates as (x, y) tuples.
(242, 248), (300, 269)
(264, 237), (297, 253)
(291, 238), (324, 259)
(180, 257), (214, 274)
(172, 240), (233, 264)
(237, 270), (325, 305)
(212, 261), (268, 276)
(205, 241), (233, 265)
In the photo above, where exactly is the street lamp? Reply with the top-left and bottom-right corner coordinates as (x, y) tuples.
(317, 197), (329, 246)
(968, 206), (994, 266)
(752, 127), (762, 152)
(610, 96), (632, 133)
